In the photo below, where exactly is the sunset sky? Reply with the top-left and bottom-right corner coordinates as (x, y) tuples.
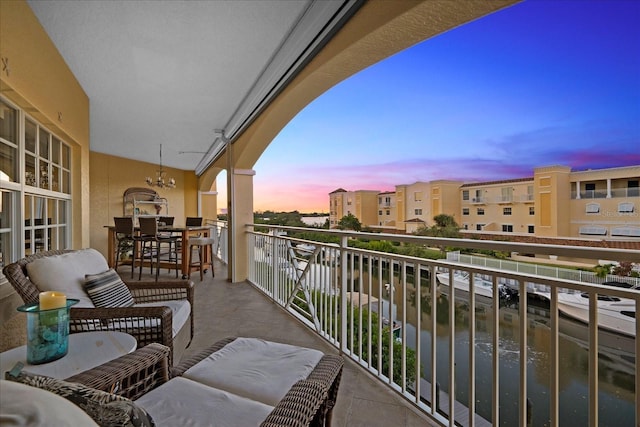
(220, 0), (640, 214)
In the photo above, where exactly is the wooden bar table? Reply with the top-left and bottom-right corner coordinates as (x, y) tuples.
(106, 224), (210, 279)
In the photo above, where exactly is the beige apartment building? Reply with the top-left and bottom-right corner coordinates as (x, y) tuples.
(462, 165), (640, 242)
(328, 188), (378, 229)
(330, 165), (639, 242)
(397, 180), (463, 233)
(460, 177), (535, 234)
(376, 191), (397, 229)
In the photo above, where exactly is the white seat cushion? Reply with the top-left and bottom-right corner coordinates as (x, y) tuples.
(182, 337), (323, 406)
(26, 249), (109, 308)
(135, 377), (273, 427)
(134, 300), (191, 337)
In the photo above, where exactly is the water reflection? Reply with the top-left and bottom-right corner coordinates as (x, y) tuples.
(351, 268), (635, 427)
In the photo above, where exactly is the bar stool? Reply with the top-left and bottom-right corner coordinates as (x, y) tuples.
(134, 217), (179, 281)
(187, 235), (215, 281)
(113, 217), (134, 274)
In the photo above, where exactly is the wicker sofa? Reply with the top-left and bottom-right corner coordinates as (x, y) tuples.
(66, 337), (344, 427)
(2, 249), (194, 365)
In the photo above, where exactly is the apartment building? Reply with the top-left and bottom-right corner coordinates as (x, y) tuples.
(376, 191), (397, 229)
(331, 165), (639, 242)
(565, 165), (639, 239)
(328, 188), (378, 229)
(464, 164), (640, 241)
(397, 180), (463, 233)
(460, 177), (535, 234)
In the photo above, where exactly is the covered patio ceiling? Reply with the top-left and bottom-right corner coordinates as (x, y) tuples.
(27, 0), (363, 172)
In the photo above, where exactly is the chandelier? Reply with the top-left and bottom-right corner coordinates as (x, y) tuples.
(146, 144), (176, 189)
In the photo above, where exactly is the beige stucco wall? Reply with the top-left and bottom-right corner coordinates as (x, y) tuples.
(568, 166), (640, 238)
(355, 191), (380, 228)
(0, 0), (90, 249)
(461, 179), (535, 234)
(535, 166), (572, 237)
(89, 151), (198, 258)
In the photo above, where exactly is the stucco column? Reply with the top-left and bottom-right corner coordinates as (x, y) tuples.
(606, 178), (611, 198)
(229, 168), (255, 282)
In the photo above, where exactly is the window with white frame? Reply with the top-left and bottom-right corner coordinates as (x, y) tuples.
(502, 224), (513, 232)
(585, 203), (600, 214)
(414, 208), (422, 215)
(462, 190), (469, 201)
(477, 208), (485, 215)
(1, 97), (72, 259)
(503, 207), (512, 215)
(618, 202), (634, 213)
(579, 225), (607, 235)
(462, 208), (469, 215)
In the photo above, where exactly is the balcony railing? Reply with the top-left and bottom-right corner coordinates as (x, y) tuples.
(245, 225), (639, 427)
(571, 188), (640, 199)
(205, 219), (228, 264)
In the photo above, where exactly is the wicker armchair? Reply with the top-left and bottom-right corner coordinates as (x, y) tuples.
(68, 339), (344, 427)
(2, 250), (194, 365)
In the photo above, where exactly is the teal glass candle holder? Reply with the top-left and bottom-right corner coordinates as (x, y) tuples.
(17, 299), (79, 364)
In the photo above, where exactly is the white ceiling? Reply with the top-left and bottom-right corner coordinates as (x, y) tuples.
(27, 0), (360, 171)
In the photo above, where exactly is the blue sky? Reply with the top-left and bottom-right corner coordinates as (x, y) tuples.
(246, 0), (640, 213)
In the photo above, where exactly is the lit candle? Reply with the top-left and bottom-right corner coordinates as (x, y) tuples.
(39, 291), (67, 310)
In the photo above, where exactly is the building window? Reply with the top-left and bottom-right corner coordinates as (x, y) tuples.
(586, 203), (600, 214)
(347, 198), (352, 205)
(378, 210), (382, 215)
(477, 208), (485, 215)
(462, 190), (469, 201)
(0, 98), (72, 259)
(618, 202), (634, 213)
(501, 187), (513, 202)
(528, 225), (534, 233)
(611, 226), (640, 237)
(386, 210), (390, 215)
(462, 208), (469, 216)
(529, 206), (535, 215)
(414, 208), (422, 215)
(503, 207), (512, 215)
(579, 225), (607, 235)
(476, 224), (484, 231)
(463, 224), (469, 230)
(502, 224), (513, 232)
(414, 192), (422, 202)
(0, 101), (18, 182)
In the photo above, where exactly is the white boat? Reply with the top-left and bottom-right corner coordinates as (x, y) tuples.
(436, 271), (496, 300)
(534, 290), (636, 338)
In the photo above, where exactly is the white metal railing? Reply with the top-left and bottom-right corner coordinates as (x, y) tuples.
(205, 219), (228, 264)
(447, 251), (640, 290)
(245, 225), (640, 427)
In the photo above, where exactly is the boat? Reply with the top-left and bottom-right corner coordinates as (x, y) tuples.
(436, 271), (502, 300)
(534, 290), (636, 338)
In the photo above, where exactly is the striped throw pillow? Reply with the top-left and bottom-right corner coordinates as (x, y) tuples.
(84, 269), (134, 307)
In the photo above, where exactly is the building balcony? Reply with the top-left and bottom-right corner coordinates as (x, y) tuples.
(571, 187), (640, 199)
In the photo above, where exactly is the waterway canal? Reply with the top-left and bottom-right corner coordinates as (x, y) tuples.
(352, 268), (635, 427)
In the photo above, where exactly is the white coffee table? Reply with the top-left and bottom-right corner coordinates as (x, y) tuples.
(0, 331), (137, 379)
